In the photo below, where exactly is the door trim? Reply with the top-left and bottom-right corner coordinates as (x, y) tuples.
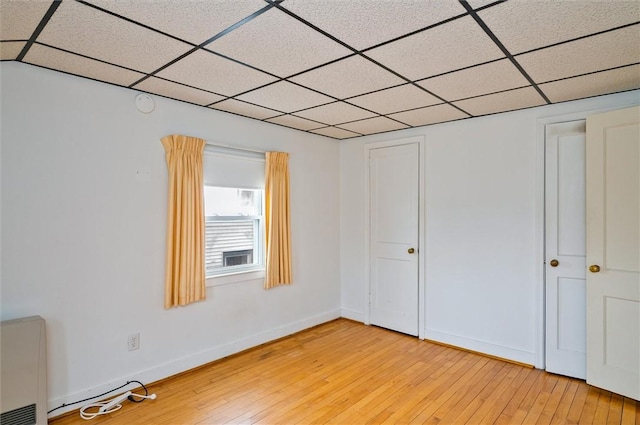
(535, 102), (639, 369)
(364, 135), (426, 339)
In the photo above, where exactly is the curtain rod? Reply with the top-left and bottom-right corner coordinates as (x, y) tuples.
(206, 141), (266, 154)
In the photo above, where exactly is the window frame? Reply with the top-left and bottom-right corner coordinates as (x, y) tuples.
(204, 185), (265, 287)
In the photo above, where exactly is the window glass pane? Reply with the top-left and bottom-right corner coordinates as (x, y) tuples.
(205, 220), (256, 271)
(204, 186), (263, 277)
(204, 187), (261, 217)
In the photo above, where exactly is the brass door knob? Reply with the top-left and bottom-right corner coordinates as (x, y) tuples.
(549, 259), (559, 267)
(408, 248), (415, 254)
(589, 265), (601, 273)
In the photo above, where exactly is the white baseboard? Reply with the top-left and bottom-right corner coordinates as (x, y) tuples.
(424, 328), (536, 366)
(340, 308), (364, 323)
(48, 309), (341, 418)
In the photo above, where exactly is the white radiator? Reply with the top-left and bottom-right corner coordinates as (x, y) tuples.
(0, 316), (47, 425)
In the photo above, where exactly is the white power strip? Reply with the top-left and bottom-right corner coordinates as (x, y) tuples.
(80, 390), (157, 420)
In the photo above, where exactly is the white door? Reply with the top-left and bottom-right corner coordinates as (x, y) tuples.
(545, 120), (587, 379)
(369, 142), (419, 336)
(586, 105), (640, 401)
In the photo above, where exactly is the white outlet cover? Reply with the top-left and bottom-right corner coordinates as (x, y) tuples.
(135, 93), (155, 113)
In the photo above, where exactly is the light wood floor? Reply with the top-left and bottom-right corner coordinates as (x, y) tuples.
(51, 319), (639, 425)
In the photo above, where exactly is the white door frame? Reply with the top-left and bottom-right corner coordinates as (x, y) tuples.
(364, 135), (426, 339)
(534, 102), (639, 369)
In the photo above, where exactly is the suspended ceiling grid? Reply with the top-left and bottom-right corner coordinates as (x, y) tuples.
(1, 0), (639, 139)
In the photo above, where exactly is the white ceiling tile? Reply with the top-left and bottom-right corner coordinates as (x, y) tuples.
(281, 0), (467, 50)
(347, 84), (441, 115)
(134, 77), (225, 106)
(517, 25), (640, 84)
(466, 0), (503, 9)
(338, 117), (409, 135)
(86, 0), (265, 45)
(311, 127), (361, 139)
(453, 87), (546, 116)
(266, 115), (325, 131)
(1, 41), (25, 60)
(366, 16), (505, 81)
(290, 55), (405, 99)
(1, 0), (51, 40)
(387, 104), (469, 127)
(417, 59), (530, 101)
(36, 1), (192, 73)
(156, 50), (277, 97)
(540, 65), (640, 103)
(207, 8), (351, 78)
(295, 102), (376, 125)
(23, 44), (145, 87)
(210, 99), (281, 120)
(236, 81), (334, 113)
(479, 0), (640, 55)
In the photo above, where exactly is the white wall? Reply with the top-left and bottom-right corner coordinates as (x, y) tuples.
(0, 62), (341, 415)
(340, 89), (640, 365)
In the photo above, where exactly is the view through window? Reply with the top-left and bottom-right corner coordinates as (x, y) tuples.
(204, 187), (263, 277)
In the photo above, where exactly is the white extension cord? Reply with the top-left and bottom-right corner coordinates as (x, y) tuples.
(80, 390), (157, 420)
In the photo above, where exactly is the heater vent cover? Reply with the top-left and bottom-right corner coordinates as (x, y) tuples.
(0, 404), (36, 425)
(0, 316), (47, 425)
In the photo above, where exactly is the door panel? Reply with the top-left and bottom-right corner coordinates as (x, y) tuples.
(370, 143), (419, 336)
(586, 105), (640, 401)
(545, 120), (587, 379)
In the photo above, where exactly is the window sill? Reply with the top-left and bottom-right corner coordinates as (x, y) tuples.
(206, 269), (265, 287)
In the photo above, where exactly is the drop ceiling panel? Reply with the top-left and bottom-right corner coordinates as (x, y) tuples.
(388, 104), (469, 127)
(453, 87), (546, 116)
(1, 41), (25, 60)
(338, 116), (409, 135)
(540, 65), (640, 104)
(23, 44), (145, 87)
(290, 55), (405, 99)
(37, 1), (193, 74)
(347, 84), (442, 115)
(266, 114), (325, 131)
(134, 77), (225, 106)
(417, 59), (530, 101)
(479, 0), (640, 55)
(281, 0), (467, 50)
(3, 0), (640, 140)
(86, 0), (266, 46)
(209, 99), (281, 120)
(517, 25), (640, 84)
(311, 126), (361, 139)
(207, 8), (351, 78)
(466, 0), (504, 9)
(156, 50), (277, 97)
(295, 102), (375, 125)
(236, 81), (334, 113)
(366, 16), (505, 81)
(0, 0), (51, 40)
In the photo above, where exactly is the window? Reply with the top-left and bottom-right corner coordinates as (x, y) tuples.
(204, 187), (263, 277)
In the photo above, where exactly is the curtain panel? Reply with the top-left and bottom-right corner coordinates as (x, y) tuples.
(161, 135), (206, 308)
(264, 152), (292, 289)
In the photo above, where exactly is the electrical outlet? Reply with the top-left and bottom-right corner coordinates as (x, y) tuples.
(128, 333), (140, 351)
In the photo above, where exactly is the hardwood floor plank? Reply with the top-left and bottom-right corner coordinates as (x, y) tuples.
(493, 368), (550, 425)
(579, 386), (604, 425)
(606, 393), (624, 425)
(49, 319), (639, 425)
(467, 366), (532, 425)
(566, 380), (590, 424)
(532, 377), (569, 425)
(594, 390), (612, 424)
(626, 396), (640, 425)
(549, 380), (579, 425)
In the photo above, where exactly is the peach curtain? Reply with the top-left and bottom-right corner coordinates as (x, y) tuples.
(264, 152), (292, 289)
(161, 135), (206, 308)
